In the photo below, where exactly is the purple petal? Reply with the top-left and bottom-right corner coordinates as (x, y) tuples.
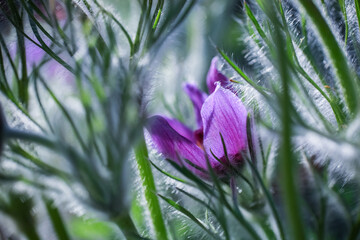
(25, 42), (47, 67)
(206, 57), (229, 94)
(183, 83), (208, 128)
(8, 41), (45, 68)
(8, 36), (51, 69)
(43, 58), (74, 84)
(201, 86), (247, 164)
(164, 117), (195, 142)
(9, 38), (73, 84)
(146, 115), (208, 172)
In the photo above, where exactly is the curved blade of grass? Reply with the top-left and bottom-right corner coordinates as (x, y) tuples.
(150, 160), (192, 185)
(338, 0), (348, 45)
(166, 160), (213, 193)
(158, 194), (219, 239)
(176, 188), (217, 217)
(217, 48), (268, 96)
(245, 3), (271, 46)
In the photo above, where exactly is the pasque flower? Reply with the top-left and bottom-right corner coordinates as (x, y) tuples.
(147, 57), (247, 177)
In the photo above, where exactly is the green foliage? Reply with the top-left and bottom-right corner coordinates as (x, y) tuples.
(1, 0), (360, 239)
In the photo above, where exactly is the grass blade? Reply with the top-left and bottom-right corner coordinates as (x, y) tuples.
(158, 194), (218, 239)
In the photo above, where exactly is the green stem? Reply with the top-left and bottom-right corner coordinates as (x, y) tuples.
(113, 213), (139, 240)
(134, 134), (168, 240)
(275, 19), (305, 240)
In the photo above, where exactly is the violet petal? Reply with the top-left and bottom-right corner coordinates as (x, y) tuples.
(164, 117), (195, 142)
(206, 57), (229, 94)
(146, 115), (208, 171)
(201, 86), (247, 164)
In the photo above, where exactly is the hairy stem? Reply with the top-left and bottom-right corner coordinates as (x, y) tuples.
(134, 134), (168, 240)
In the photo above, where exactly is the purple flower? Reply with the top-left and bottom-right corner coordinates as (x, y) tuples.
(146, 58), (248, 177)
